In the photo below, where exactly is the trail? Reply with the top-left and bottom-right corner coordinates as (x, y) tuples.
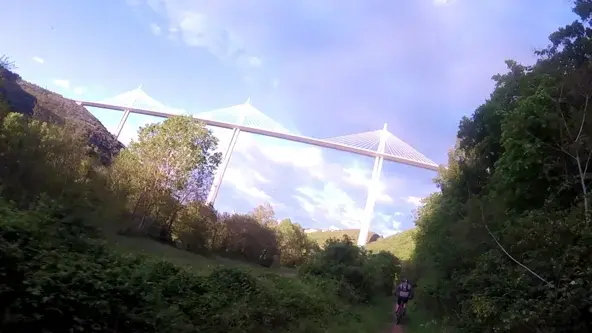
(389, 324), (404, 333)
(382, 322), (404, 333)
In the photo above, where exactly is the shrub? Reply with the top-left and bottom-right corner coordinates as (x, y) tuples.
(299, 236), (401, 303)
(0, 200), (363, 333)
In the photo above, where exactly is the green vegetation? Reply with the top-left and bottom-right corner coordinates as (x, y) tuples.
(367, 228), (417, 261)
(306, 229), (381, 247)
(408, 2), (592, 332)
(6, 3), (592, 332)
(0, 65), (400, 332)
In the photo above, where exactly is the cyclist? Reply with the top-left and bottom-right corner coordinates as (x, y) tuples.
(394, 278), (413, 316)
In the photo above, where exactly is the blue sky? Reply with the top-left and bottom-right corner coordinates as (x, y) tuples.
(1, 0), (577, 236)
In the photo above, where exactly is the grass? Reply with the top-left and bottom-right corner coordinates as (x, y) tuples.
(108, 233), (297, 277)
(321, 297), (394, 333)
(108, 235), (399, 332)
(366, 228), (417, 261)
(104, 232), (419, 332)
(306, 229), (381, 247)
(403, 303), (452, 333)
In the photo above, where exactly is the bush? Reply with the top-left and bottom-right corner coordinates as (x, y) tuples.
(299, 236), (400, 303)
(0, 81), (397, 332)
(0, 200), (364, 333)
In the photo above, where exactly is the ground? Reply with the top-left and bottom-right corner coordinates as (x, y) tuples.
(107, 234), (430, 332)
(108, 234), (297, 276)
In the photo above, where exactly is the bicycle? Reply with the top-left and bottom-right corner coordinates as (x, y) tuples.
(395, 303), (407, 324)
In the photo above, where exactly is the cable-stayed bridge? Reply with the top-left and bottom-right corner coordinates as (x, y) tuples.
(76, 86), (439, 246)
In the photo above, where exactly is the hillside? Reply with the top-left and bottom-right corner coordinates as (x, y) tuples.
(366, 228), (416, 260)
(0, 67), (123, 163)
(306, 229), (382, 246)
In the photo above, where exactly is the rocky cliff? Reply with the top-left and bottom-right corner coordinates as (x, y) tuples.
(0, 68), (123, 163)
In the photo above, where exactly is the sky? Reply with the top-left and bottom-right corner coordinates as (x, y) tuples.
(0, 0), (577, 236)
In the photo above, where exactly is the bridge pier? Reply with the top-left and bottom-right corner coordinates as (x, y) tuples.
(357, 123), (388, 247)
(113, 85), (144, 141)
(205, 100), (249, 206)
(115, 109), (131, 139)
(206, 127), (241, 205)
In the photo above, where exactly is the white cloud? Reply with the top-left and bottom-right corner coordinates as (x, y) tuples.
(271, 78), (279, 88)
(150, 23), (162, 35)
(129, 0), (261, 68)
(405, 196), (424, 207)
(103, 89), (434, 233)
(32, 56), (44, 64)
(196, 124), (419, 229)
(204, 122), (408, 231)
(375, 218), (402, 237)
(53, 79), (70, 89)
(73, 86), (87, 95)
(111, 114), (430, 232)
(224, 167), (273, 203)
(248, 56), (262, 67)
(434, 0), (454, 6)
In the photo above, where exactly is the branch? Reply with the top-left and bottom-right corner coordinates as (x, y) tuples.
(555, 84), (573, 138)
(574, 95), (589, 143)
(524, 129), (575, 159)
(583, 148), (592, 176)
(478, 203), (555, 289)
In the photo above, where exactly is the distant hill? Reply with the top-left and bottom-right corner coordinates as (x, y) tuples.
(306, 229), (382, 247)
(366, 228), (417, 260)
(0, 67), (123, 163)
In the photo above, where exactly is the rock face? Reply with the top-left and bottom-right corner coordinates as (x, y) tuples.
(0, 68), (124, 164)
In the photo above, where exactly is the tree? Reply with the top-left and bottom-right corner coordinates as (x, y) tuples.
(111, 116), (222, 235)
(250, 202), (276, 226)
(0, 55), (15, 71)
(411, 2), (592, 332)
(276, 218), (318, 267)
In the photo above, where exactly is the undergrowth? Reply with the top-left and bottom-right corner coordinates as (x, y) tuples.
(0, 199), (393, 332)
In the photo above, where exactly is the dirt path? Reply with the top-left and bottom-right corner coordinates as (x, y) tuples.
(382, 323), (404, 333)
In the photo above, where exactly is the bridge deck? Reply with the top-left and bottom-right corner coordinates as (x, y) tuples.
(78, 100), (439, 171)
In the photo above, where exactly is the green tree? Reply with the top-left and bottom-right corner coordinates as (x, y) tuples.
(251, 202), (276, 226)
(112, 116), (222, 235)
(276, 218), (318, 267)
(411, 2), (592, 332)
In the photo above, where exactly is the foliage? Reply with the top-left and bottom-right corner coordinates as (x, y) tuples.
(0, 199), (365, 333)
(0, 110), (124, 223)
(0, 54), (15, 71)
(366, 228), (417, 261)
(411, 2), (592, 332)
(276, 218), (319, 267)
(306, 229), (382, 247)
(300, 236), (400, 303)
(0, 66), (122, 164)
(0, 74), (401, 331)
(250, 201), (277, 226)
(112, 116), (222, 239)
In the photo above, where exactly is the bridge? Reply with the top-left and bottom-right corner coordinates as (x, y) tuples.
(76, 86), (439, 246)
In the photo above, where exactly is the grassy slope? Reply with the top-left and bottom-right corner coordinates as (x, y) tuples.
(366, 228), (417, 260)
(307, 229), (381, 247)
(324, 297), (394, 333)
(108, 234), (297, 277)
(110, 235), (399, 332)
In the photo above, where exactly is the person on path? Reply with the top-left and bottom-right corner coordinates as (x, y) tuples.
(394, 278), (413, 317)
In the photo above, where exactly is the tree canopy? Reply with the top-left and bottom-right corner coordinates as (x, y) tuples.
(412, 2), (592, 332)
